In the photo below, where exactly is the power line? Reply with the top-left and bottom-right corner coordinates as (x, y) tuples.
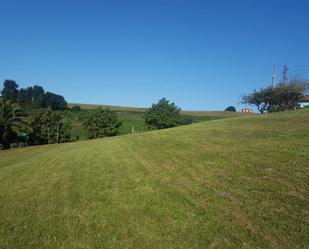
(271, 64), (309, 87)
(276, 64), (309, 67)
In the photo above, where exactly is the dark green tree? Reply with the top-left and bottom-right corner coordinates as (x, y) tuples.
(45, 92), (67, 110)
(32, 85), (45, 109)
(30, 109), (71, 144)
(0, 100), (31, 149)
(144, 98), (181, 129)
(18, 88), (28, 108)
(242, 89), (267, 113)
(18, 87), (35, 111)
(1, 80), (19, 102)
(83, 108), (121, 139)
(224, 106), (236, 112)
(1, 80), (68, 111)
(242, 80), (309, 113)
(25, 87), (33, 106)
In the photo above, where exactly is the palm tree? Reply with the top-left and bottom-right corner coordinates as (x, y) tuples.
(0, 100), (31, 149)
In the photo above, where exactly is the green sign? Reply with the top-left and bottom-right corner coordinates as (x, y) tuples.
(20, 132), (28, 138)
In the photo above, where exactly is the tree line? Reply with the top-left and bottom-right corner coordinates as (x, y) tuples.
(1, 79), (67, 111)
(0, 80), (70, 149)
(2, 78), (307, 149)
(0, 79), (192, 149)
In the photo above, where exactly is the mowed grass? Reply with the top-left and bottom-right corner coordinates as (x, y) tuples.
(0, 110), (308, 249)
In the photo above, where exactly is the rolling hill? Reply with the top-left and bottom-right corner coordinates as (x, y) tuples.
(68, 103), (254, 139)
(0, 110), (308, 249)
(68, 103), (252, 117)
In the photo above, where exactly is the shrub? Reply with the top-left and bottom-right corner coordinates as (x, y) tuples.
(144, 98), (181, 129)
(83, 108), (121, 139)
(29, 109), (71, 144)
(224, 106), (236, 112)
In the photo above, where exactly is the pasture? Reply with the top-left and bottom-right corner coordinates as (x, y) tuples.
(68, 103), (251, 139)
(0, 110), (308, 248)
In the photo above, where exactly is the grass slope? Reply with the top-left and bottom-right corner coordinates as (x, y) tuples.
(68, 103), (146, 112)
(69, 110), (147, 140)
(0, 110), (308, 249)
(68, 102), (252, 117)
(68, 103), (253, 139)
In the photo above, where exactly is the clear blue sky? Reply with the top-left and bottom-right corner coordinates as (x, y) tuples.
(1, 0), (309, 111)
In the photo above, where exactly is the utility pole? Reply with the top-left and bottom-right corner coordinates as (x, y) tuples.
(272, 64), (276, 88)
(282, 65), (288, 85)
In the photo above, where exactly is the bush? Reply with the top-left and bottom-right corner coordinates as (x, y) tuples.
(224, 106), (236, 112)
(83, 108), (121, 139)
(29, 109), (71, 145)
(45, 92), (67, 110)
(144, 98), (181, 129)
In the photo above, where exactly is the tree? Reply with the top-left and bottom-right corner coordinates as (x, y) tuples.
(1, 80), (19, 102)
(18, 88), (28, 108)
(271, 80), (309, 111)
(1, 81), (68, 111)
(242, 80), (309, 113)
(83, 108), (121, 139)
(144, 98), (181, 129)
(224, 106), (236, 112)
(25, 87), (34, 108)
(18, 87), (34, 111)
(32, 85), (45, 109)
(29, 109), (71, 144)
(242, 89), (268, 114)
(0, 100), (31, 149)
(45, 92), (67, 110)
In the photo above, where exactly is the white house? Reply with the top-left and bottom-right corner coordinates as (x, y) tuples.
(300, 95), (309, 108)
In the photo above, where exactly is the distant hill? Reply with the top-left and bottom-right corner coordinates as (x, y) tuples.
(68, 103), (146, 112)
(68, 103), (253, 117)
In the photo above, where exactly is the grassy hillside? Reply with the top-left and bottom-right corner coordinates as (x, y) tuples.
(68, 103), (253, 139)
(68, 103), (146, 112)
(69, 110), (147, 140)
(0, 110), (308, 249)
(68, 103), (252, 117)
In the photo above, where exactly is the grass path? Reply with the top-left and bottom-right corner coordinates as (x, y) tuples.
(0, 111), (308, 248)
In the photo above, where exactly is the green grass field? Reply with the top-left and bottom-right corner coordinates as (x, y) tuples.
(68, 103), (253, 117)
(68, 103), (252, 139)
(1, 110), (308, 248)
(68, 110), (147, 140)
(68, 103), (147, 112)
(69, 110), (147, 140)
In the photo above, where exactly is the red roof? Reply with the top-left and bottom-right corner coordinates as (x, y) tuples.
(300, 95), (309, 102)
